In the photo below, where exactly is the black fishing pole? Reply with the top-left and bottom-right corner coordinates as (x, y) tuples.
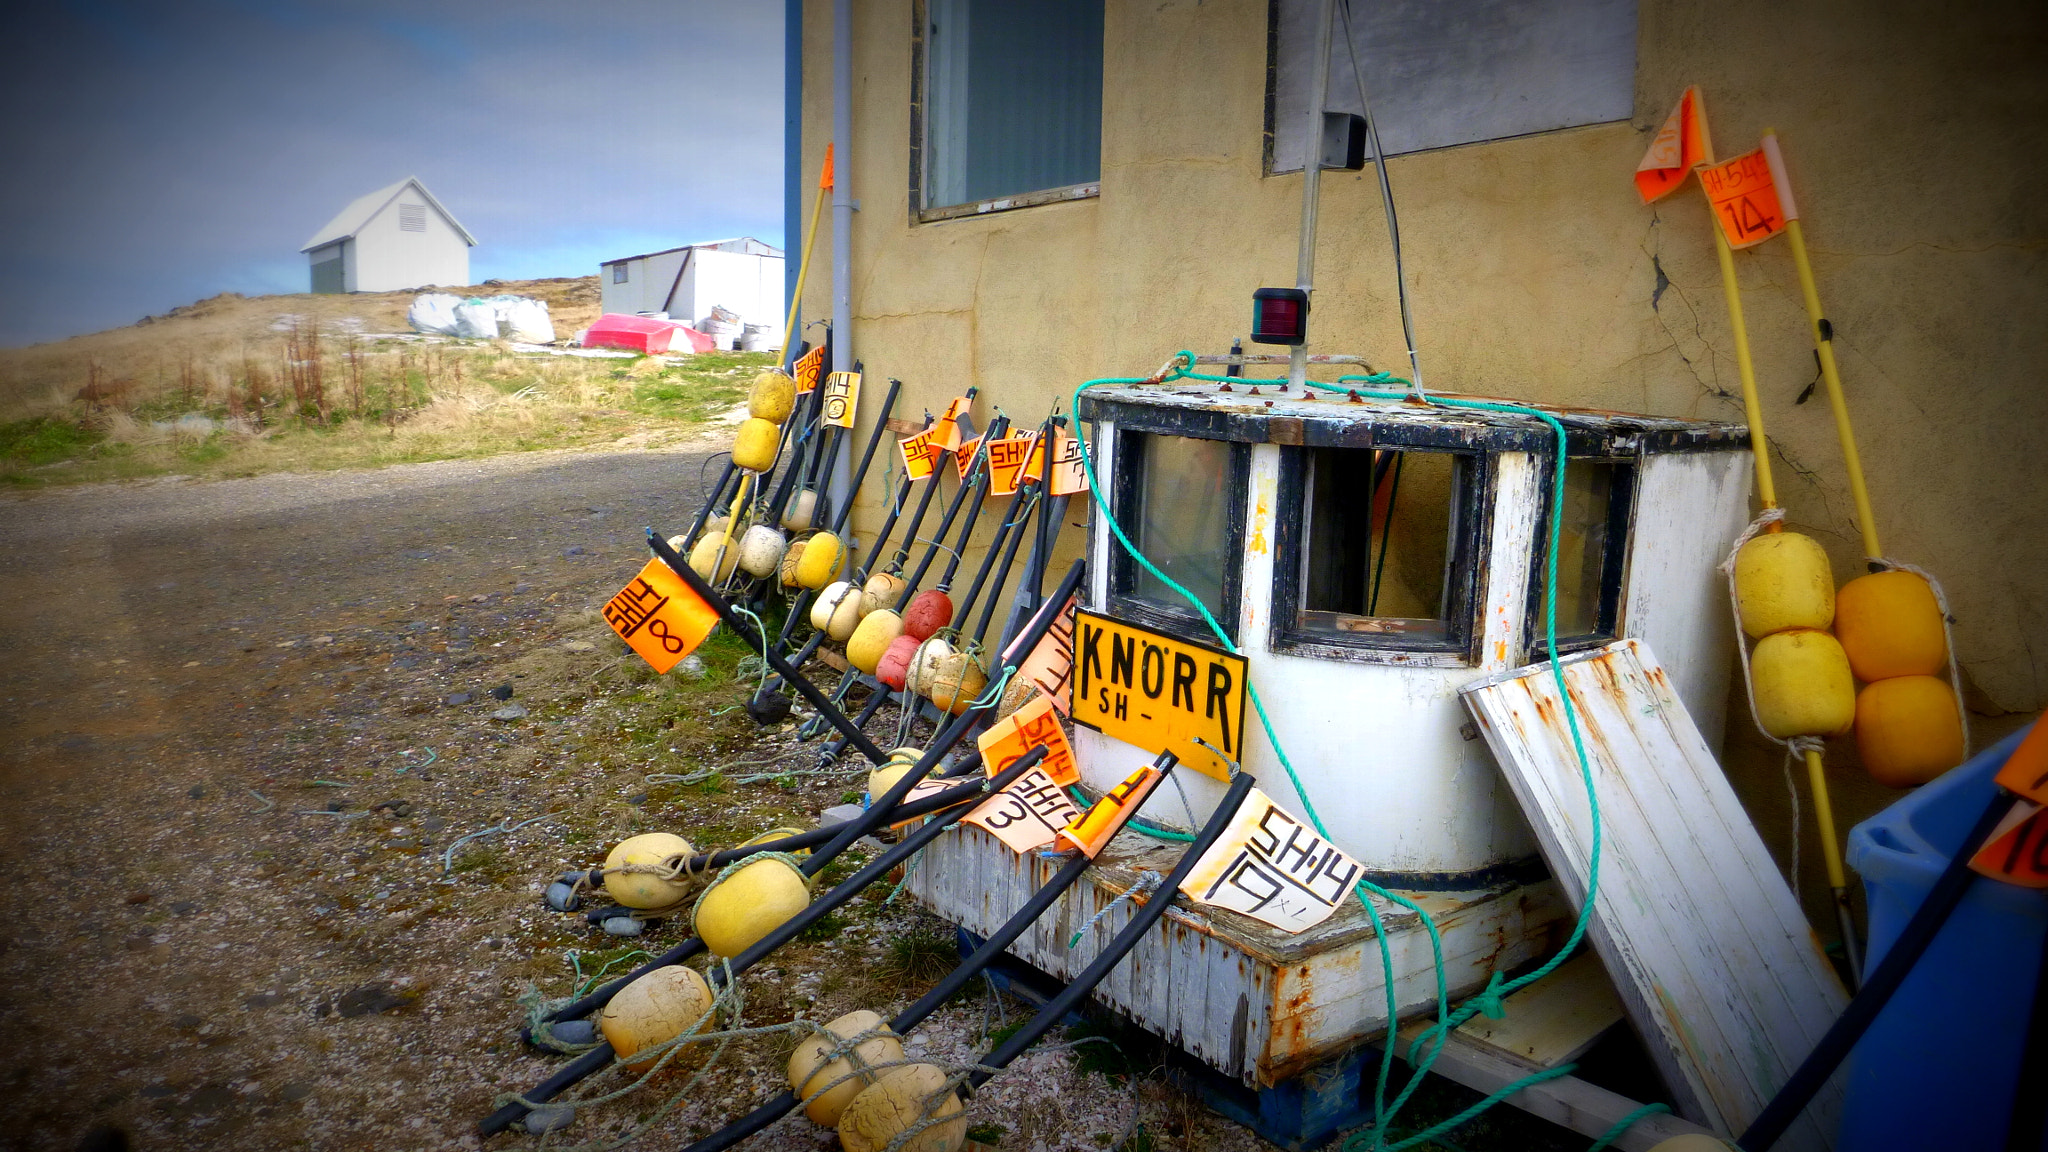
(548, 560), (1080, 1030)
(807, 423), (1003, 756)
(477, 746), (1050, 1138)
(964, 420), (1054, 650)
(757, 377), (903, 686)
(678, 751), (1184, 1152)
(964, 770), (1254, 1088)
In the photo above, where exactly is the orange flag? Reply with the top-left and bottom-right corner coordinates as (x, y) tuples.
(1635, 86), (1711, 204)
(1700, 146), (1789, 249)
(819, 142), (834, 191)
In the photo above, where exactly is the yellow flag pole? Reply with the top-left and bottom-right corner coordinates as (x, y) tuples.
(715, 145), (835, 581)
(774, 143), (835, 369)
(1766, 130), (1883, 564)
(1701, 125), (1859, 983)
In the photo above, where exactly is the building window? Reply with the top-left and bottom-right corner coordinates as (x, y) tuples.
(914, 0), (1103, 220)
(1109, 431), (1246, 642)
(398, 203), (427, 232)
(1271, 444), (1485, 662)
(1266, 0), (1636, 173)
(612, 264), (629, 284)
(1528, 457), (1635, 651)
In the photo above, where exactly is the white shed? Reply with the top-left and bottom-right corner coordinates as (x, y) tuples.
(599, 237), (784, 344)
(301, 177), (476, 294)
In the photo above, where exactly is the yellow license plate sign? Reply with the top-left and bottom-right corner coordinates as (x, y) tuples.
(604, 558), (719, 674)
(1072, 609), (1247, 782)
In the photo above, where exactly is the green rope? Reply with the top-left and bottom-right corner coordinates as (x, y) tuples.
(1069, 353), (1605, 1150)
(1586, 1103), (1674, 1151)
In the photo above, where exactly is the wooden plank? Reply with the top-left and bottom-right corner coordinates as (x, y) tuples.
(1453, 951), (1624, 1070)
(1393, 1025), (1721, 1152)
(1461, 638), (1848, 1151)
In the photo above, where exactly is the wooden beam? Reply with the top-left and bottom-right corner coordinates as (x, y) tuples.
(1394, 1025), (1722, 1152)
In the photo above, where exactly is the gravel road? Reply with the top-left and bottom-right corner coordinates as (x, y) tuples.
(0, 447), (1282, 1152)
(0, 447), (723, 1149)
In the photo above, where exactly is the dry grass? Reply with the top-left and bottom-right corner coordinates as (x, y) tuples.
(0, 276), (774, 486)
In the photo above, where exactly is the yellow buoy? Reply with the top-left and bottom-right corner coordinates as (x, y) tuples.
(1835, 569), (1947, 681)
(796, 531), (845, 589)
(693, 856), (809, 958)
(739, 826), (810, 858)
(1855, 675), (1966, 787)
(812, 581), (856, 631)
(688, 533), (741, 583)
(786, 1009), (906, 1126)
(779, 539), (807, 587)
(599, 965), (714, 1071)
(748, 370), (797, 424)
(927, 652), (988, 715)
(733, 418), (781, 472)
(1751, 628), (1856, 738)
(1734, 531), (1836, 638)
(603, 832), (695, 909)
(838, 1064), (966, 1152)
(861, 572), (908, 616)
(847, 609), (904, 675)
(868, 746), (922, 800)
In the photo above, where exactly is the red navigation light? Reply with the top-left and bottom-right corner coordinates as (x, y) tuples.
(1251, 288), (1309, 346)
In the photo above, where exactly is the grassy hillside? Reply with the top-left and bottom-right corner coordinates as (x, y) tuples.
(0, 278), (770, 485)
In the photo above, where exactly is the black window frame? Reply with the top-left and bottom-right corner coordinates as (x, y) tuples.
(1106, 427), (1249, 647)
(1269, 437), (1491, 667)
(611, 263), (628, 285)
(1523, 453), (1638, 655)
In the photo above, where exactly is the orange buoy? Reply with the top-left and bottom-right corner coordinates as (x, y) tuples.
(1835, 569), (1947, 681)
(1855, 675), (1965, 787)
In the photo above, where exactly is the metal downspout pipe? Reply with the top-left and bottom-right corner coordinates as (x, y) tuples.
(783, 0), (802, 370)
(829, 0), (855, 522)
(1290, 0), (1335, 390)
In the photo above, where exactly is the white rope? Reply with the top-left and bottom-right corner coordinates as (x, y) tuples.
(1719, 508), (1822, 891)
(1873, 557), (1972, 758)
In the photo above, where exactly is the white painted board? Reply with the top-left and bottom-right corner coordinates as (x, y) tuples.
(1461, 638), (1847, 1150)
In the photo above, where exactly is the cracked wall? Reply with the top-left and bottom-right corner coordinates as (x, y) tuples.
(798, 0), (2048, 902)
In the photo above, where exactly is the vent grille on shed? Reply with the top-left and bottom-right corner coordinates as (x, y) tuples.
(399, 203), (426, 232)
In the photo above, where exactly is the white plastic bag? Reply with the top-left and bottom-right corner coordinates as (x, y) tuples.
(453, 299), (500, 339)
(407, 293), (464, 336)
(489, 295), (555, 343)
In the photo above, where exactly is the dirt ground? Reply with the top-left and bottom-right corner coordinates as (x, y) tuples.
(0, 443), (1336, 1152)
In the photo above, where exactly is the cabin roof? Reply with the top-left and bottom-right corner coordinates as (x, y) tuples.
(1076, 381), (1749, 457)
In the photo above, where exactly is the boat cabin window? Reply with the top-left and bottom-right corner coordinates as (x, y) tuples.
(1109, 430), (1244, 640)
(1531, 456), (1635, 650)
(1273, 444), (1482, 661)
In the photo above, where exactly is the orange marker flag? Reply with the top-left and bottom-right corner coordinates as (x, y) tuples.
(1700, 145), (1789, 250)
(819, 142), (834, 191)
(1635, 86), (1711, 204)
(604, 558), (719, 674)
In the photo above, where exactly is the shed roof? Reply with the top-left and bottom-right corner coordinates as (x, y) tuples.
(600, 237), (784, 265)
(301, 177), (476, 252)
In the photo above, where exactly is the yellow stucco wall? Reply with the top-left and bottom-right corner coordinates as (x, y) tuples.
(798, 0), (2047, 916)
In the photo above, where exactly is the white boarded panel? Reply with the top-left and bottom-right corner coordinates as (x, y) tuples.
(1461, 638), (1846, 1150)
(1271, 0), (1637, 172)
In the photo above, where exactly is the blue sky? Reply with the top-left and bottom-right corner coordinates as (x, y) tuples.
(0, 0), (784, 347)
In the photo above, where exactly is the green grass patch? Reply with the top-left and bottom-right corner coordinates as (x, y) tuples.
(0, 416), (101, 467)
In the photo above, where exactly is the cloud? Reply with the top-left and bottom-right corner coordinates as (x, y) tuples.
(0, 0), (784, 346)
